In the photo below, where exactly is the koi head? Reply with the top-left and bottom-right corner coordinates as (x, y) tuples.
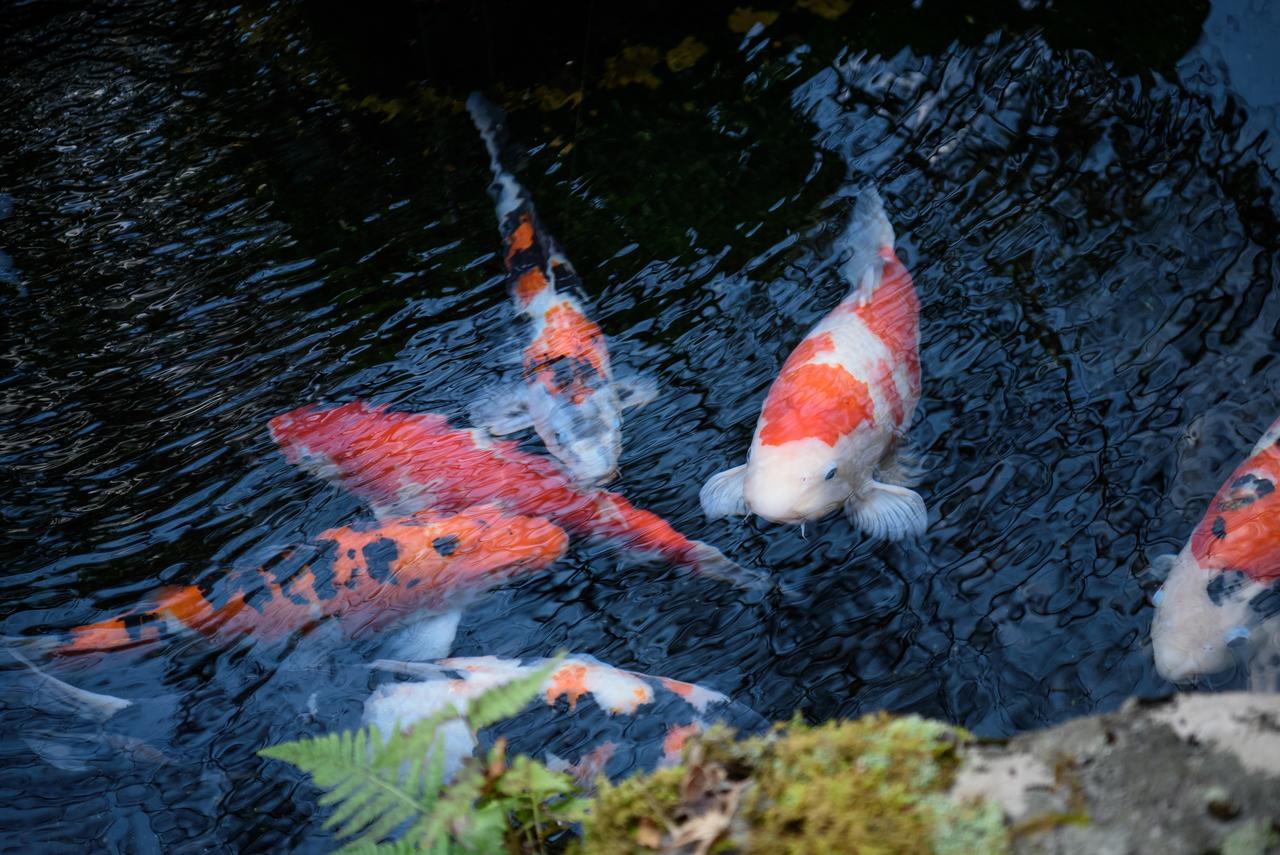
(1150, 548), (1275, 682)
(743, 438), (852, 524)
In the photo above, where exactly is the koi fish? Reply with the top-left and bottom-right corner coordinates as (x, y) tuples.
(1151, 413), (1280, 687)
(269, 402), (747, 584)
(364, 654), (764, 784)
(700, 187), (927, 538)
(466, 93), (654, 486)
(54, 505), (567, 659)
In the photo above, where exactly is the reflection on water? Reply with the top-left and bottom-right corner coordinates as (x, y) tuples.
(2, 0), (1278, 848)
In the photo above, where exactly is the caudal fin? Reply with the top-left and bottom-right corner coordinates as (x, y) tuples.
(466, 92), (528, 224)
(4, 646), (133, 722)
(837, 184), (896, 300)
(687, 540), (771, 595)
(700, 465), (749, 520)
(845, 480), (927, 540)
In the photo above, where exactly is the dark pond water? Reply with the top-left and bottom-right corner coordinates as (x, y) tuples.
(2, 0), (1279, 849)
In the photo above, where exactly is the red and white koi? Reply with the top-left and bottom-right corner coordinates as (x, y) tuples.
(363, 654), (759, 784)
(700, 187), (927, 538)
(466, 93), (654, 486)
(52, 505), (567, 661)
(269, 402), (745, 583)
(1151, 413), (1280, 687)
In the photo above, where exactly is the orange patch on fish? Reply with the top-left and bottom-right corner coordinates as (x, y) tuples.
(523, 301), (606, 404)
(546, 663), (591, 710)
(662, 722), (702, 761)
(659, 677), (697, 698)
(63, 618), (140, 653)
(852, 248), (920, 390)
(759, 333), (874, 447)
(514, 268), (549, 306)
(1190, 448), (1280, 582)
(505, 217), (534, 264)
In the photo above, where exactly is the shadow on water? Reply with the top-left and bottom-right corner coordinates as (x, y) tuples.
(2, 0), (1278, 848)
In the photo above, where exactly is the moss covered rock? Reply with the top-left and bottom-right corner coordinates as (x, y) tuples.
(578, 714), (1008, 854)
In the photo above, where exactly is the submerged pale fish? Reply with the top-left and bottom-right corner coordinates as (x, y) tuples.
(701, 187), (927, 539)
(1151, 412), (1280, 687)
(466, 92), (654, 486)
(364, 654), (765, 785)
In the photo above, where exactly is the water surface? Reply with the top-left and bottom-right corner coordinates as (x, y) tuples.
(2, 0), (1278, 849)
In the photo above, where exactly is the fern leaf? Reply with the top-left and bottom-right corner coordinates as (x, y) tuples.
(336, 839), (423, 855)
(465, 655), (564, 730)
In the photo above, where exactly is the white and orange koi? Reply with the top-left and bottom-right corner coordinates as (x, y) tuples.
(364, 654), (762, 784)
(466, 93), (654, 486)
(1151, 413), (1280, 687)
(701, 187), (927, 538)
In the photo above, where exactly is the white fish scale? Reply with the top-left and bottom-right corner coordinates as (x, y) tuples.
(799, 304), (903, 434)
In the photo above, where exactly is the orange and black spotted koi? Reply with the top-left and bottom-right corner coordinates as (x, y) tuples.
(56, 507), (567, 655)
(270, 402), (753, 587)
(466, 93), (653, 486)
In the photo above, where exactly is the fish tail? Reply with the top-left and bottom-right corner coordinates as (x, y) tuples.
(3, 645), (132, 721)
(837, 183), (896, 298)
(685, 540), (779, 599)
(466, 92), (533, 235)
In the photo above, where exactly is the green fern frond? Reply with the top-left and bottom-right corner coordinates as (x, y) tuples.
(465, 655), (563, 730)
(260, 653), (570, 852)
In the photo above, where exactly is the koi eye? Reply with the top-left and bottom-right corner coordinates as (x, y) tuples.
(824, 467), (838, 481)
(1206, 570), (1249, 607)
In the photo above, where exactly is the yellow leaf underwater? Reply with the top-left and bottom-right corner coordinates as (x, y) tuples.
(666, 36), (709, 73)
(728, 7), (780, 33)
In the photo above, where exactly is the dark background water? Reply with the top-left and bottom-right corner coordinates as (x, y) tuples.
(2, 0), (1279, 850)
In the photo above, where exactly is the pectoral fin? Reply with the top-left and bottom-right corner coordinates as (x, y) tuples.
(469, 385), (533, 435)
(614, 375), (659, 411)
(700, 465), (748, 520)
(845, 480), (927, 540)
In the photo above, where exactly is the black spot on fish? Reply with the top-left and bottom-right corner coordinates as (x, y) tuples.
(406, 578), (420, 589)
(309, 539), (339, 601)
(362, 538), (400, 584)
(1251, 585), (1280, 620)
(432, 535), (460, 557)
(244, 585), (274, 613)
(1212, 516), (1227, 539)
(121, 612), (157, 641)
(1207, 570), (1250, 607)
(552, 358), (576, 392)
(1218, 473), (1275, 511)
(261, 545), (320, 606)
(347, 548), (356, 560)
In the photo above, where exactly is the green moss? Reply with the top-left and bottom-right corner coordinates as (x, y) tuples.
(577, 767), (686, 855)
(578, 713), (1009, 854)
(1222, 820), (1280, 855)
